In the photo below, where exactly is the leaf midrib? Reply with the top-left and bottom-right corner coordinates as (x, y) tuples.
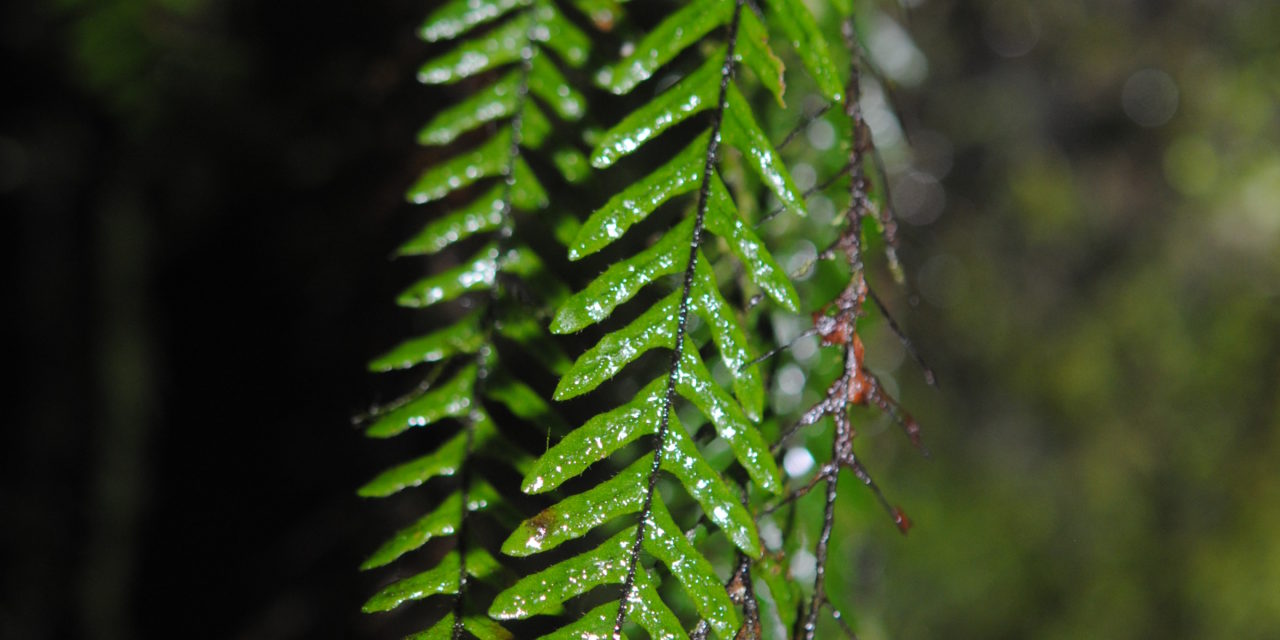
(611, 0), (747, 637)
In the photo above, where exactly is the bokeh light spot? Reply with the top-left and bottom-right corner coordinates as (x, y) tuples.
(1122, 68), (1179, 127)
(783, 447), (815, 478)
(891, 170), (946, 226)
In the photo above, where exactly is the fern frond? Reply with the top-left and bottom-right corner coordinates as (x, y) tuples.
(367, 0), (930, 637)
(490, 0), (854, 637)
(362, 0), (606, 636)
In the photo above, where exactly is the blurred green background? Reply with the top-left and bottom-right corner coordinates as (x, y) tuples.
(3, 0), (1277, 638)
(842, 2), (1280, 639)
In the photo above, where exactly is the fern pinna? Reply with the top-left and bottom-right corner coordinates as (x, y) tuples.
(358, 1), (605, 637)
(364, 1), (930, 638)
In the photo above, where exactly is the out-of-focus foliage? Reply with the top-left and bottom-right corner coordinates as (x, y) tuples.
(803, 2), (1280, 639)
(52, 0), (230, 126)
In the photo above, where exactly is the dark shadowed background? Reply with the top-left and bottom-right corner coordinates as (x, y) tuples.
(4, 1), (1278, 639)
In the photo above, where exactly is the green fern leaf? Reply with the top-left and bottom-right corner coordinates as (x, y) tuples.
(492, 527), (690, 640)
(367, 0), (928, 637)
(591, 29), (789, 170)
(737, 7), (787, 106)
(527, 1), (591, 67)
(363, 550), (461, 613)
(594, 0), (732, 94)
(395, 189), (508, 257)
(672, 346), (780, 495)
(566, 0), (623, 31)
(395, 245), (550, 309)
(406, 613), (457, 640)
(485, 372), (570, 430)
(541, 579), (687, 640)
(723, 85), (806, 216)
(458, 616), (517, 640)
(703, 175), (800, 311)
(758, 551), (802, 633)
(368, 309), (485, 371)
(492, 314), (574, 376)
(552, 216), (692, 333)
(493, 527), (638, 616)
(529, 54), (587, 119)
(419, 0), (529, 43)
(362, 480), (502, 570)
(574, 134), (707, 257)
(519, 378), (664, 492)
(493, 498), (738, 636)
(417, 14), (531, 84)
(526, 412), (761, 559)
(365, 364), (476, 438)
(765, 0), (844, 102)
(406, 613), (517, 640)
(395, 246), (499, 308)
(417, 72), (525, 146)
(640, 498), (741, 637)
(688, 256), (766, 417)
(363, 1), (608, 637)
(364, 545), (506, 612)
(503, 456), (648, 555)
(591, 58), (720, 170)
(550, 146), (591, 183)
(554, 290), (679, 399)
(406, 133), (517, 204)
(554, 256), (765, 416)
(359, 426), (473, 498)
(519, 399), (759, 553)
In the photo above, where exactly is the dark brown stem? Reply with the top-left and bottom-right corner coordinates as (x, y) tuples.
(612, 2), (746, 636)
(741, 327), (819, 370)
(761, 462), (833, 515)
(799, 461), (840, 640)
(732, 553), (763, 640)
(774, 11), (934, 637)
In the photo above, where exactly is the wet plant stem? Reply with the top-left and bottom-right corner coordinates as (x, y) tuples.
(612, 0), (746, 636)
(733, 552), (763, 640)
(800, 454), (840, 640)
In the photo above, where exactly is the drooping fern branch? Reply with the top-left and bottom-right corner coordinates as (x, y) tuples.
(358, 1), (609, 637)
(753, 11), (936, 639)
(482, 0), (899, 638)
(364, 1), (931, 638)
